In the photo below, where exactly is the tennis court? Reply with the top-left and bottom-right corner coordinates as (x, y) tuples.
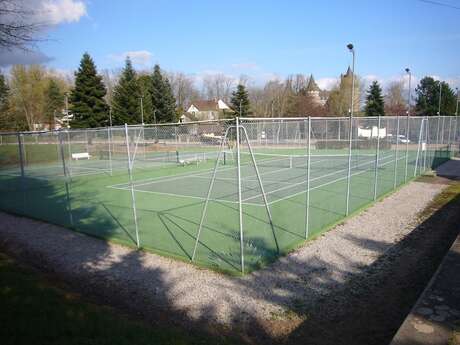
(0, 116), (457, 274)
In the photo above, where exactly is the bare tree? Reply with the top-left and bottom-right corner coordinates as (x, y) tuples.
(167, 71), (199, 111)
(385, 81), (407, 115)
(202, 73), (235, 102)
(0, 0), (43, 50)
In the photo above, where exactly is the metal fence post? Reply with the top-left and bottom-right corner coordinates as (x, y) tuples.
(404, 115), (410, 183)
(414, 118), (424, 177)
(58, 132), (74, 226)
(373, 116), (381, 201)
(241, 126), (279, 253)
(235, 117), (245, 274)
(423, 116), (428, 172)
(345, 115), (353, 215)
(305, 117), (312, 238)
(191, 126), (232, 263)
(17, 133), (25, 178)
(124, 124), (140, 248)
(393, 116), (400, 189)
(108, 126), (113, 175)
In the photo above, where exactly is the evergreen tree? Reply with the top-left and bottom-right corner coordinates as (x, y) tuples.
(149, 64), (177, 123)
(415, 77), (457, 116)
(111, 57), (142, 125)
(163, 77), (177, 122)
(138, 74), (153, 123)
(365, 81), (385, 116)
(70, 53), (109, 128)
(230, 84), (251, 117)
(44, 79), (64, 129)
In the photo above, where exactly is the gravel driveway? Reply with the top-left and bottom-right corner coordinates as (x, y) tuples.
(0, 179), (449, 342)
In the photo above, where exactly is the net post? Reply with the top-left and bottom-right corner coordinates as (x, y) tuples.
(393, 116), (400, 189)
(124, 123), (140, 248)
(413, 118), (424, 177)
(345, 115), (353, 216)
(373, 116), (382, 201)
(58, 131), (74, 226)
(235, 117), (245, 274)
(305, 116), (312, 239)
(107, 126), (113, 176)
(404, 115), (410, 183)
(191, 125), (232, 263)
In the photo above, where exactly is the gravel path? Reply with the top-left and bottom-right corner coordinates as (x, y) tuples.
(0, 179), (448, 340)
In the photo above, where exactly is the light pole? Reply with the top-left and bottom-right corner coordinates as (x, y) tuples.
(455, 87), (459, 116)
(438, 81), (442, 116)
(404, 68), (411, 183)
(345, 43), (355, 216)
(405, 68), (411, 116)
(347, 43), (356, 116)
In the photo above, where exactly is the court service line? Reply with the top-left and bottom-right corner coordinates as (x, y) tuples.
(264, 155), (408, 206)
(241, 152), (396, 203)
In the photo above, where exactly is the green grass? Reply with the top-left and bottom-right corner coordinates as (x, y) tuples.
(0, 251), (236, 345)
(0, 141), (453, 274)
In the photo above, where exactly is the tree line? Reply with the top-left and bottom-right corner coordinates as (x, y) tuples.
(0, 52), (458, 131)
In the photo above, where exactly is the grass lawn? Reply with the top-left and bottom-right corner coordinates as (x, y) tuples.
(0, 251), (236, 345)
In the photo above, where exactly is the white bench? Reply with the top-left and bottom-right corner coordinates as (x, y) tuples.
(71, 152), (91, 160)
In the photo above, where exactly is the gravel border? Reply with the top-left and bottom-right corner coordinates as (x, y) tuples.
(0, 179), (448, 338)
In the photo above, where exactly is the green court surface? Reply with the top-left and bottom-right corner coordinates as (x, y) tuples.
(0, 137), (453, 275)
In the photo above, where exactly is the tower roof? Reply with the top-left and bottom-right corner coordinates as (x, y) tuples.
(306, 74), (321, 92)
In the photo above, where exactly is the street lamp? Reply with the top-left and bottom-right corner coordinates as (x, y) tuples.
(347, 43), (355, 116)
(405, 68), (411, 116)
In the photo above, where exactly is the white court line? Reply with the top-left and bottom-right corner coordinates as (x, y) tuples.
(109, 185), (256, 206)
(264, 155), (408, 206)
(108, 152), (405, 207)
(115, 155), (332, 190)
(241, 152), (395, 202)
(109, 154), (402, 207)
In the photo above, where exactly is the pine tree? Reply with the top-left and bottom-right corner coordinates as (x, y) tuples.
(44, 79), (64, 129)
(365, 81), (385, 116)
(70, 53), (109, 128)
(111, 57), (142, 125)
(149, 64), (177, 123)
(231, 84), (251, 117)
(138, 74), (153, 123)
(163, 77), (177, 122)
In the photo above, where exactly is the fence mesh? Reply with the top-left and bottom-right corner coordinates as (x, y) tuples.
(0, 116), (458, 274)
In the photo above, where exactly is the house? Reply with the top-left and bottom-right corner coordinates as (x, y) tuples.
(181, 99), (231, 122)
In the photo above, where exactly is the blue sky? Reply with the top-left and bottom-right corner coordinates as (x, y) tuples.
(11, 0), (460, 88)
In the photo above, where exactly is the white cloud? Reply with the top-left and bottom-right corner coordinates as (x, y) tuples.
(39, 0), (87, 25)
(317, 77), (339, 90)
(109, 50), (153, 66)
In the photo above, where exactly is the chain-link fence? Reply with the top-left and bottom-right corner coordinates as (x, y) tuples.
(0, 116), (458, 274)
